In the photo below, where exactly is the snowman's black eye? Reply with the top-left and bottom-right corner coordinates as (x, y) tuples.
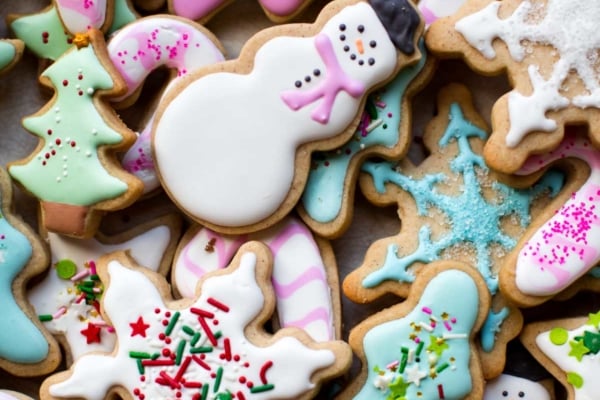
(518, 392), (525, 398)
(357, 25), (364, 33)
(313, 69), (320, 77)
(368, 58), (375, 66)
(502, 391), (508, 397)
(339, 24), (346, 31)
(358, 60), (364, 66)
(343, 45), (350, 52)
(370, 40), (377, 48)
(350, 54), (356, 60)
(340, 34), (346, 41)
(294, 80), (302, 88)
(304, 76), (311, 83)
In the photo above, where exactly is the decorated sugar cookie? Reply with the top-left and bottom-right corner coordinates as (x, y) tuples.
(343, 84), (564, 378)
(9, 30), (144, 238)
(0, 391), (35, 400)
(521, 313), (600, 400)
(339, 262), (491, 399)
(172, 216), (340, 342)
(298, 40), (431, 238)
(8, 0), (137, 62)
(153, 0), (423, 234)
(110, 15), (225, 194)
(168, 0), (316, 23)
(29, 215), (181, 364)
(0, 168), (60, 376)
(40, 244), (352, 400)
(426, 0), (600, 173)
(498, 133), (600, 307)
(0, 40), (24, 74)
(484, 374), (552, 400)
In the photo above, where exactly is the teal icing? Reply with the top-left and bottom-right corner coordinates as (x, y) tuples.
(355, 269), (479, 399)
(302, 40), (427, 223)
(480, 307), (509, 353)
(0, 42), (17, 72)
(588, 266), (600, 278)
(109, 0), (137, 34)
(361, 102), (564, 295)
(0, 214), (49, 363)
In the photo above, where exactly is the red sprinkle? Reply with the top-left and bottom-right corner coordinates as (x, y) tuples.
(438, 384), (445, 399)
(259, 361), (273, 384)
(190, 307), (215, 319)
(207, 297), (230, 312)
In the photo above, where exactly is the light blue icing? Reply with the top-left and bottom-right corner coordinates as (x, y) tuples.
(355, 269), (479, 399)
(480, 307), (509, 353)
(0, 212), (49, 362)
(361, 102), (564, 295)
(0, 41), (17, 72)
(302, 40), (427, 223)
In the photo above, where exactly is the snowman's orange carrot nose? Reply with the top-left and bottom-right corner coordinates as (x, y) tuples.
(356, 38), (364, 54)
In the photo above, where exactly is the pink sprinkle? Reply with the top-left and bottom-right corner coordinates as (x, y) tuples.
(451, 317), (457, 324)
(422, 307), (432, 315)
(76, 293), (87, 304)
(53, 307), (67, 319)
(413, 337), (421, 344)
(444, 321), (452, 331)
(386, 360), (399, 370)
(375, 101), (386, 108)
(71, 269), (90, 282)
(89, 261), (97, 275)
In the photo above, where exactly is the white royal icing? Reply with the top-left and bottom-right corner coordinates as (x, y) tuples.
(154, 2), (398, 227)
(484, 374), (551, 400)
(28, 225), (172, 361)
(455, 0), (600, 147)
(49, 251), (339, 400)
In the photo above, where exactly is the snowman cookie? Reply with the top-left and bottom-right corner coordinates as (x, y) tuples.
(40, 243), (352, 400)
(153, 0), (423, 234)
(484, 374), (553, 400)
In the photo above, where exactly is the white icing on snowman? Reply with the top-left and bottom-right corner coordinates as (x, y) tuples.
(484, 374), (551, 399)
(455, 0), (600, 147)
(154, 2), (399, 228)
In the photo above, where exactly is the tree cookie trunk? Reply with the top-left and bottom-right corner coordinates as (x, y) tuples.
(40, 201), (91, 238)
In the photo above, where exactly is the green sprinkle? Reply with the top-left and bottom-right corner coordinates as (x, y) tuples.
(136, 359), (144, 375)
(165, 311), (180, 336)
(550, 328), (569, 345)
(129, 351), (151, 359)
(39, 314), (53, 322)
(90, 274), (99, 281)
(191, 332), (201, 346)
(213, 367), (223, 393)
(366, 99), (378, 120)
(214, 331), (222, 340)
(182, 325), (195, 336)
(400, 347), (409, 354)
(78, 285), (96, 295)
(81, 280), (95, 287)
(56, 259), (77, 280)
(176, 340), (186, 365)
(416, 341), (424, 356)
(250, 384), (275, 394)
(399, 354), (407, 373)
(151, 353), (160, 360)
(567, 372), (584, 389)
(216, 393), (232, 400)
(190, 346), (213, 354)
(201, 384), (209, 400)
(436, 362), (449, 373)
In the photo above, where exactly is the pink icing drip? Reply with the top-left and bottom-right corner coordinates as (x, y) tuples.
(283, 307), (332, 338)
(271, 266), (328, 299)
(170, 0), (225, 20)
(280, 33), (365, 124)
(418, 4), (439, 26)
(518, 134), (600, 292)
(259, 0), (305, 16)
(55, 0), (106, 31)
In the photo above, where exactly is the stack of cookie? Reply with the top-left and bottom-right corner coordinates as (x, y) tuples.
(0, 0), (594, 399)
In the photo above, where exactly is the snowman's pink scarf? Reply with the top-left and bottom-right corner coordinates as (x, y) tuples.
(280, 33), (366, 124)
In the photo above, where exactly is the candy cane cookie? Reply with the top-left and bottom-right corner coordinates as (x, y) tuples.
(172, 216), (340, 342)
(108, 15), (225, 194)
(499, 133), (600, 306)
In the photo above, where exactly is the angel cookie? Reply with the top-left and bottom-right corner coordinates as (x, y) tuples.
(29, 215), (180, 365)
(9, 30), (143, 238)
(8, 0), (137, 62)
(40, 243), (351, 400)
(340, 262), (491, 399)
(521, 312), (600, 400)
(172, 216), (340, 342)
(343, 84), (564, 378)
(153, 0), (423, 234)
(427, 0), (600, 173)
(298, 40), (431, 238)
(0, 169), (60, 376)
